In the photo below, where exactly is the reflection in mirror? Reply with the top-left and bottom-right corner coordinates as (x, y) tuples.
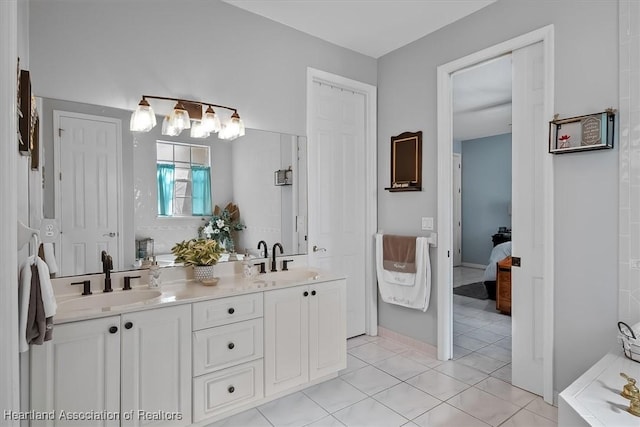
(40, 98), (307, 277)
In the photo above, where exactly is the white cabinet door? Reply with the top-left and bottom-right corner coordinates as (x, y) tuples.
(30, 316), (121, 427)
(120, 305), (192, 427)
(309, 280), (346, 380)
(264, 286), (309, 396)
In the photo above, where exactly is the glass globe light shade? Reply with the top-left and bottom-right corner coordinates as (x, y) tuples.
(129, 99), (156, 132)
(161, 116), (181, 136)
(190, 121), (210, 139)
(168, 102), (191, 131)
(202, 106), (221, 133)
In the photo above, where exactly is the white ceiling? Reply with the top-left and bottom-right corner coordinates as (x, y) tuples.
(453, 54), (512, 141)
(222, 0), (508, 141)
(222, 0), (496, 59)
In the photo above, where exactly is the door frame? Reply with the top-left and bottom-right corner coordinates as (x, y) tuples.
(53, 110), (124, 271)
(0, 0), (20, 419)
(306, 67), (378, 336)
(436, 25), (555, 402)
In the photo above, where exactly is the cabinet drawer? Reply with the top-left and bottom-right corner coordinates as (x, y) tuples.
(193, 293), (263, 330)
(193, 318), (263, 376)
(193, 360), (264, 422)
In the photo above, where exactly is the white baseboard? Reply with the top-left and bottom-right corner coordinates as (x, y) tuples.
(376, 326), (437, 357)
(461, 262), (487, 269)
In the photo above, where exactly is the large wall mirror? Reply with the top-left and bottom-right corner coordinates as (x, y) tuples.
(38, 98), (308, 277)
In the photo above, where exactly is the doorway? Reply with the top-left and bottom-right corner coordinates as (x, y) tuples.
(436, 26), (555, 402)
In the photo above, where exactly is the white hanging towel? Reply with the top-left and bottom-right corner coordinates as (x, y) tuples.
(376, 233), (431, 311)
(41, 243), (59, 275)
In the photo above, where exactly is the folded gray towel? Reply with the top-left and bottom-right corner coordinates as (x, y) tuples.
(26, 264), (52, 346)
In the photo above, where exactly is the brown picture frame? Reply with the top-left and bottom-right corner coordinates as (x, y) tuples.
(18, 69), (31, 156)
(386, 131), (422, 192)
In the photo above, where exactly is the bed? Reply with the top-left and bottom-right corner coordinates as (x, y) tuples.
(483, 241), (511, 300)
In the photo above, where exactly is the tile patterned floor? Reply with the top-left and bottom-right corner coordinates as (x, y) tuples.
(208, 267), (555, 426)
(207, 334), (557, 427)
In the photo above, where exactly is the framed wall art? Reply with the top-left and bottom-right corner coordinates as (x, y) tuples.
(549, 109), (615, 154)
(385, 131), (422, 192)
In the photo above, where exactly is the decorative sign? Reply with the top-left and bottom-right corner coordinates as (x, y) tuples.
(549, 110), (615, 154)
(385, 131), (422, 192)
(581, 116), (602, 146)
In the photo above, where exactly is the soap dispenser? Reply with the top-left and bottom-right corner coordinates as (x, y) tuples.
(242, 252), (254, 279)
(148, 257), (161, 288)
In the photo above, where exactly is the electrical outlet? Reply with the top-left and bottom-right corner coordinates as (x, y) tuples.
(421, 217), (434, 231)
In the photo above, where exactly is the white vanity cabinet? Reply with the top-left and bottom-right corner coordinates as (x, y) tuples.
(120, 305), (192, 427)
(264, 279), (346, 396)
(30, 305), (192, 427)
(30, 316), (121, 427)
(192, 294), (265, 422)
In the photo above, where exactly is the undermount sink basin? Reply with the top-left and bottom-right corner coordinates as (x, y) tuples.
(58, 289), (162, 312)
(255, 269), (319, 283)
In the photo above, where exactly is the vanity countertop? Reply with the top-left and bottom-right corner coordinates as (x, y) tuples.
(53, 268), (344, 324)
(558, 350), (640, 426)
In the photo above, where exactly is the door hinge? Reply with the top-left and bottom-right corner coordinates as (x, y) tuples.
(58, 128), (63, 137)
(447, 250), (450, 258)
(59, 172), (62, 181)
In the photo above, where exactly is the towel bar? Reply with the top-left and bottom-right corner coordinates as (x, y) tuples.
(376, 230), (437, 247)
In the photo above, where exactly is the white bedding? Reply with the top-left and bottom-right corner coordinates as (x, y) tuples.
(483, 241), (512, 282)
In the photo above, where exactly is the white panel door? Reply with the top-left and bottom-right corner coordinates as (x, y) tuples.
(120, 305), (192, 427)
(309, 279), (347, 380)
(511, 42), (545, 395)
(452, 154), (462, 266)
(30, 316), (121, 427)
(264, 286), (309, 396)
(56, 113), (120, 276)
(308, 81), (366, 338)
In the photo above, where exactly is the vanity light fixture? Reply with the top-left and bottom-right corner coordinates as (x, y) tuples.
(130, 95), (244, 140)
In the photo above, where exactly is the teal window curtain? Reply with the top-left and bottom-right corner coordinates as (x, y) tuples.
(157, 163), (175, 216)
(191, 165), (212, 216)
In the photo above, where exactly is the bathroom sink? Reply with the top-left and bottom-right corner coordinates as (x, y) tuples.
(256, 269), (319, 283)
(58, 289), (162, 311)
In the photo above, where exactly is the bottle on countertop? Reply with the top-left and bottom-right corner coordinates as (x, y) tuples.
(148, 257), (161, 288)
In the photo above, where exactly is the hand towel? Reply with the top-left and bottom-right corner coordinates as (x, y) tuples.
(18, 258), (32, 352)
(36, 256), (56, 317)
(41, 243), (59, 276)
(376, 234), (431, 311)
(26, 264), (50, 345)
(382, 234), (417, 273)
(18, 256), (56, 352)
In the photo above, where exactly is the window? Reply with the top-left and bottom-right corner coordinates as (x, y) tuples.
(156, 141), (212, 217)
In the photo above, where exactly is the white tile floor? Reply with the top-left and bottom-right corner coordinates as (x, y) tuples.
(208, 267), (556, 427)
(206, 334), (557, 427)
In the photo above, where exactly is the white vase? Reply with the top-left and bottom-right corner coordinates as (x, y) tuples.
(193, 265), (218, 285)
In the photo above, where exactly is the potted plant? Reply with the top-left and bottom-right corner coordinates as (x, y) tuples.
(199, 202), (246, 252)
(171, 238), (223, 284)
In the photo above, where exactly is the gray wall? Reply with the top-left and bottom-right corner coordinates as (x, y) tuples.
(28, 0), (377, 137)
(377, 0), (619, 392)
(461, 134), (512, 265)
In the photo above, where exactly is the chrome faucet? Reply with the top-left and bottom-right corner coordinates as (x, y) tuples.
(101, 250), (114, 293)
(271, 243), (283, 272)
(257, 240), (268, 258)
